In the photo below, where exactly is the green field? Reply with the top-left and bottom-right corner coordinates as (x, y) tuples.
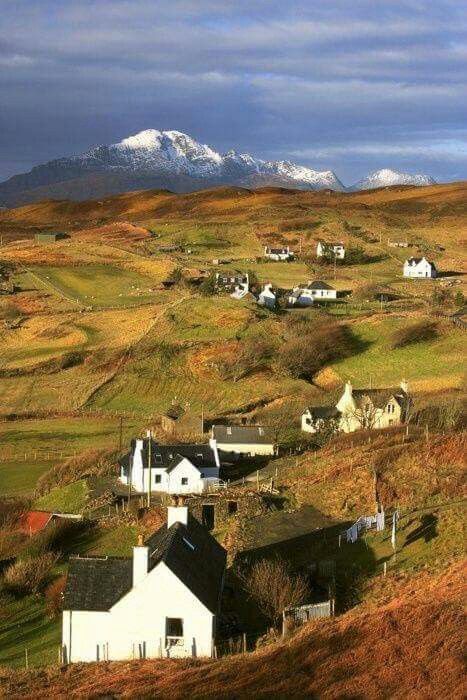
(29, 264), (162, 308)
(331, 316), (465, 388)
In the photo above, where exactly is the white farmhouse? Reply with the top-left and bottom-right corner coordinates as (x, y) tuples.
(210, 425), (276, 457)
(62, 503), (226, 663)
(215, 272), (249, 299)
(288, 280), (338, 306)
(258, 283), (277, 309)
(264, 245), (294, 261)
(118, 437), (220, 495)
(403, 257), (437, 278)
(316, 241), (345, 260)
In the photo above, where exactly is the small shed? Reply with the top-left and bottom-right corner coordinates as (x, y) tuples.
(35, 231), (68, 244)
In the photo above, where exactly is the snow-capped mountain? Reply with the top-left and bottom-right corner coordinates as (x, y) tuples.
(0, 130), (438, 207)
(350, 168), (436, 191)
(0, 129), (346, 206)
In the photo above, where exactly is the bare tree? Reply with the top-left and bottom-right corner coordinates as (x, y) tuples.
(241, 558), (309, 627)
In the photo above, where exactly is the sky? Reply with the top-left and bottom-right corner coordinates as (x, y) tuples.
(0, 0), (466, 185)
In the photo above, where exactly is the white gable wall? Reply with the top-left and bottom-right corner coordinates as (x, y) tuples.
(63, 561), (216, 663)
(119, 454), (219, 495)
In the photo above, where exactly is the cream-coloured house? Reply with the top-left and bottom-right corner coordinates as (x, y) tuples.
(210, 425), (276, 457)
(62, 504), (226, 663)
(301, 380), (411, 435)
(118, 437), (220, 495)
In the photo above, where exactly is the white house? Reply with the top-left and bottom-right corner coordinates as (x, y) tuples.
(403, 257), (437, 278)
(258, 283), (277, 309)
(215, 272), (249, 299)
(316, 241), (345, 260)
(288, 280), (338, 306)
(118, 437), (221, 495)
(62, 503), (226, 663)
(264, 245), (294, 261)
(210, 425), (276, 457)
(301, 380), (411, 435)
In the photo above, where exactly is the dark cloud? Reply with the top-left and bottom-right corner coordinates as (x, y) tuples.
(0, 0), (466, 184)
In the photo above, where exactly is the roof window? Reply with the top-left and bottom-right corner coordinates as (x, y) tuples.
(182, 537), (195, 551)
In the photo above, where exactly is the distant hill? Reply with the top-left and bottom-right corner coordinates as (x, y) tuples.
(0, 129), (437, 206)
(350, 168), (436, 191)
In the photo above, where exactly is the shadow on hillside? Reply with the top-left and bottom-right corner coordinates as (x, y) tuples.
(231, 506), (380, 616)
(436, 270), (465, 278)
(404, 513), (438, 546)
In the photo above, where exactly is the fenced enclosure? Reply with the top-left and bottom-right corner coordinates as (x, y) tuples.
(282, 599), (333, 635)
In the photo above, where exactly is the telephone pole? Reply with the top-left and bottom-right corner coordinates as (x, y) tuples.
(147, 430), (152, 508)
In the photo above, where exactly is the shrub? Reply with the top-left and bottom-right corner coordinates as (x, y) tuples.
(35, 449), (116, 497)
(45, 574), (67, 618)
(218, 331), (277, 382)
(199, 273), (217, 296)
(278, 317), (356, 380)
(390, 321), (438, 349)
(3, 552), (58, 595)
(240, 558), (309, 627)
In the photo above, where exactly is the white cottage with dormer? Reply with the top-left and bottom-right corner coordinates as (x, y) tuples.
(62, 504), (226, 663)
(118, 437), (220, 495)
(317, 241), (345, 260)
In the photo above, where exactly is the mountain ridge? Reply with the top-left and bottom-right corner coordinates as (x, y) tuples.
(0, 129), (437, 207)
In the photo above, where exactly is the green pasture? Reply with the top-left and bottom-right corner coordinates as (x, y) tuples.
(29, 264), (161, 308)
(330, 316), (465, 388)
(35, 480), (89, 514)
(0, 459), (55, 497)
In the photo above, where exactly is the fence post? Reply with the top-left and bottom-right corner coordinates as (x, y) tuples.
(243, 632), (247, 653)
(25, 648), (29, 669)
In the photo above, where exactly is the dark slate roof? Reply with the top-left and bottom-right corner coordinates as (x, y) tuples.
(353, 388), (409, 408)
(307, 280), (335, 290)
(212, 425), (275, 445)
(406, 257), (436, 267)
(119, 440), (217, 472)
(306, 406), (340, 419)
(266, 247), (290, 254)
(63, 516), (226, 614)
(145, 515), (226, 613)
(63, 556), (133, 612)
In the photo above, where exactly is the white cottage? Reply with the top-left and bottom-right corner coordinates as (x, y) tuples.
(264, 245), (294, 261)
(118, 437), (221, 495)
(403, 257), (437, 278)
(316, 241), (345, 260)
(258, 283), (277, 309)
(62, 504), (226, 663)
(289, 280), (338, 306)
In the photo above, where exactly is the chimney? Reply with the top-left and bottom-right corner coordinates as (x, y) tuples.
(132, 534), (149, 586)
(167, 497), (189, 528)
(400, 379), (409, 394)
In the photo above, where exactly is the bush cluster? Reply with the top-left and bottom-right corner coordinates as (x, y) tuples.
(3, 552), (58, 595)
(278, 314), (357, 381)
(35, 449), (116, 497)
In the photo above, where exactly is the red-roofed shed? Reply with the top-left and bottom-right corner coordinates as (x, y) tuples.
(18, 510), (53, 535)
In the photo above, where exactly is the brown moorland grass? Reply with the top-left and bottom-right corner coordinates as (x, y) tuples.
(279, 430), (466, 518)
(0, 561), (463, 699)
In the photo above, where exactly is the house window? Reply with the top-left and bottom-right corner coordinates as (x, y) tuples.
(155, 454), (162, 463)
(181, 477), (188, 486)
(166, 618), (184, 646)
(154, 474), (161, 484)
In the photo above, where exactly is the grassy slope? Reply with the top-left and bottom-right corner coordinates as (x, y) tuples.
(0, 561), (463, 698)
